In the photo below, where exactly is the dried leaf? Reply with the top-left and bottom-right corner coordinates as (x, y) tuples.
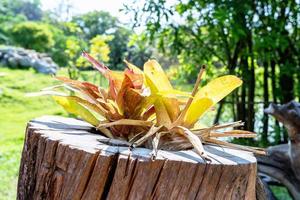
(133, 125), (162, 147)
(176, 126), (211, 161)
(97, 119), (153, 128)
(204, 138), (266, 155)
(208, 130), (256, 138)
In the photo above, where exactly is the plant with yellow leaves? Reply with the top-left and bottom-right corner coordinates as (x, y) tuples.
(31, 52), (264, 161)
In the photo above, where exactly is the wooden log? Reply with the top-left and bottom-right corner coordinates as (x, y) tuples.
(257, 101), (300, 199)
(18, 116), (257, 200)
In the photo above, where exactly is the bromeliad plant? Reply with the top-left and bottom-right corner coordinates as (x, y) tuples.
(32, 52), (265, 161)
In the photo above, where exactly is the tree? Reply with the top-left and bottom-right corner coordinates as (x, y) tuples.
(72, 11), (118, 40)
(76, 35), (112, 68)
(108, 27), (131, 69)
(72, 11), (132, 70)
(0, 0), (28, 44)
(64, 35), (111, 80)
(0, 0), (42, 21)
(49, 21), (85, 66)
(126, 0), (300, 144)
(126, 33), (153, 68)
(11, 22), (54, 52)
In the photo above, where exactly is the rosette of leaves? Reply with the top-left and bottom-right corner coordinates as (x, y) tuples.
(31, 52), (265, 161)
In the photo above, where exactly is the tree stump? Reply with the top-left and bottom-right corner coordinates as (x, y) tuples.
(18, 116), (257, 200)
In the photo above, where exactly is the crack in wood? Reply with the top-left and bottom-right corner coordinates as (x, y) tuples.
(125, 158), (139, 199)
(150, 159), (166, 198)
(100, 153), (119, 200)
(212, 165), (225, 199)
(80, 150), (100, 199)
(194, 163), (208, 199)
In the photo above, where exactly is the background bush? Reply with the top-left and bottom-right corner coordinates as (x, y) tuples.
(11, 22), (54, 52)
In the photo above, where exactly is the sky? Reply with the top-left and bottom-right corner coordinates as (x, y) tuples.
(41, 0), (129, 21)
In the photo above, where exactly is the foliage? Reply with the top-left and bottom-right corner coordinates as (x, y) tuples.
(0, 0), (28, 44)
(126, 33), (153, 68)
(0, 0), (42, 21)
(125, 0), (300, 145)
(64, 35), (112, 80)
(11, 22), (54, 52)
(64, 37), (82, 80)
(72, 11), (118, 39)
(87, 35), (112, 64)
(71, 11), (147, 70)
(32, 53), (265, 161)
(0, 6), (153, 71)
(108, 27), (131, 69)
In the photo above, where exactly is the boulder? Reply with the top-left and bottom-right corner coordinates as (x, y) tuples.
(0, 46), (59, 74)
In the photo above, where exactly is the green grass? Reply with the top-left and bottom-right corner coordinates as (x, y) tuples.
(270, 186), (293, 200)
(0, 67), (69, 199)
(0, 67), (105, 199)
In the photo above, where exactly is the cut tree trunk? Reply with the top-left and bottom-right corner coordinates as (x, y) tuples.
(18, 116), (258, 200)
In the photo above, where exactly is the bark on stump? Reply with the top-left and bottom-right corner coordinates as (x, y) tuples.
(18, 116), (257, 200)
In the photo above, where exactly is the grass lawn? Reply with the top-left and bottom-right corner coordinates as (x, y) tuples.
(0, 67), (68, 199)
(0, 67), (103, 199)
(0, 67), (292, 199)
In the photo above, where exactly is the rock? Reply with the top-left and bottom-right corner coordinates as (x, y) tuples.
(32, 60), (58, 74)
(19, 56), (32, 67)
(8, 57), (19, 68)
(0, 46), (59, 74)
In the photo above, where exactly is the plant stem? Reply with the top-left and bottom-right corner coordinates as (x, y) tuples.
(172, 65), (206, 127)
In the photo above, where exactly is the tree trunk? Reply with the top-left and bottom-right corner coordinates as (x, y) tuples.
(279, 71), (294, 103)
(18, 116), (258, 200)
(298, 72), (300, 102)
(213, 100), (224, 124)
(270, 60), (281, 143)
(262, 60), (269, 145)
(247, 36), (255, 132)
(239, 56), (248, 126)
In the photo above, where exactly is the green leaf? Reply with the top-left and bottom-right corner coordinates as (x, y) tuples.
(53, 96), (100, 126)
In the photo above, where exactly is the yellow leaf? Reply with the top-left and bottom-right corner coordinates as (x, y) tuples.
(195, 75), (242, 103)
(157, 89), (191, 98)
(183, 75), (242, 127)
(183, 98), (213, 127)
(53, 96), (99, 126)
(154, 99), (172, 127)
(143, 60), (180, 125)
(144, 60), (173, 92)
(162, 98), (180, 122)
